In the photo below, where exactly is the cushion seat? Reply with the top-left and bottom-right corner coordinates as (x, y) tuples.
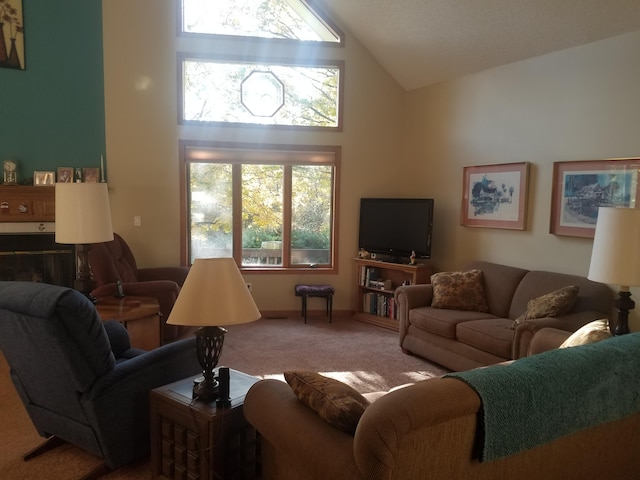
(409, 307), (500, 338)
(456, 318), (515, 358)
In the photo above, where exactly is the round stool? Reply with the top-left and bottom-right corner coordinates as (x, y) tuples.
(294, 284), (335, 324)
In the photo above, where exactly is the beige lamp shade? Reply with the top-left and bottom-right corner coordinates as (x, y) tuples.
(588, 207), (640, 288)
(55, 183), (114, 244)
(167, 257), (261, 327)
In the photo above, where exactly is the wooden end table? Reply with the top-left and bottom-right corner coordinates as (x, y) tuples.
(150, 369), (260, 480)
(95, 296), (162, 350)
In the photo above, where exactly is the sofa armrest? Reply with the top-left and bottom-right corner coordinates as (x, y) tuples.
(138, 266), (190, 286)
(527, 328), (572, 356)
(395, 284), (433, 343)
(512, 311), (607, 359)
(244, 379), (361, 479)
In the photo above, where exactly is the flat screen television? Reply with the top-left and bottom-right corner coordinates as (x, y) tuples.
(358, 198), (434, 261)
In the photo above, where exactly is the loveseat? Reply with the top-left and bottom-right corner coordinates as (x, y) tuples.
(394, 260), (613, 371)
(244, 332), (640, 480)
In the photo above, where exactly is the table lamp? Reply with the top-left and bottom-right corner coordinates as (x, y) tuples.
(55, 183), (114, 302)
(167, 257), (261, 403)
(588, 207), (640, 335)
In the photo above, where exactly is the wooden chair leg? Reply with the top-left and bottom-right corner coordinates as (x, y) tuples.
(23, 436), (65, 461)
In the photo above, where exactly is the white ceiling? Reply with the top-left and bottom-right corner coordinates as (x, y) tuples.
(316, 0), (640, 91)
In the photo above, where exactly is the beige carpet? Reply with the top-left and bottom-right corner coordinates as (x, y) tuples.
(0, 315), (449, 479)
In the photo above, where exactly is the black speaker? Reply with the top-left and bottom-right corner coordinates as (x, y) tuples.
(216, 367), (231, 407)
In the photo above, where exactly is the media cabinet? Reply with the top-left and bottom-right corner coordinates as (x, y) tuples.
(354, 258), (432, 331)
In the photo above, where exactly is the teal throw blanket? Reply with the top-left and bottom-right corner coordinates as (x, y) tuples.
(446, 333), (640, 462)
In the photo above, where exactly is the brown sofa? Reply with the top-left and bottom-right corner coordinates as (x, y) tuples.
(244, 332), (640, 480)
(394, 260), (614, 371)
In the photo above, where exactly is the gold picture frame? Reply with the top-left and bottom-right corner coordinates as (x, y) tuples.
(34, 171), (55, 186)
(83, 167), (100, 183)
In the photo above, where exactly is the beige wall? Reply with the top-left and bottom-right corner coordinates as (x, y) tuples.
(102, 0), (405, 313)
(403, 30), (640, 329)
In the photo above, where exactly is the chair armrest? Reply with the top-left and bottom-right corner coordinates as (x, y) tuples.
(138, 266), (190, 286)
(526, 328), (572, 356)
(511, 311), (608, 359)
(87, 338), (200, 398)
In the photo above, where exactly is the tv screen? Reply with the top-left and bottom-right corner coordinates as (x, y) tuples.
(358, 198), (434, 260)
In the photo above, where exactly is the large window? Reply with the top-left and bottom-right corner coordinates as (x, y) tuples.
(181, 142), (339, 271)
(180, 55), (343, 129)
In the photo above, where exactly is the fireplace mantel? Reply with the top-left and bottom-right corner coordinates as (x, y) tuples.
(0, 185), (55, 222)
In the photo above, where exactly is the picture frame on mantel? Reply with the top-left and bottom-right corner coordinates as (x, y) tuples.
(461, 162), (529, 230)
(550, 158), (640, 238)
(0, 0), (26, 71)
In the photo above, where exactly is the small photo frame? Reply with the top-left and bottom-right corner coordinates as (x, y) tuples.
(550, 158), (640, 238)
(57, 167), (73, 183)
(83, 167), (100, 183)
(461, 162), (529, 230)
(34, 171), (55, 186)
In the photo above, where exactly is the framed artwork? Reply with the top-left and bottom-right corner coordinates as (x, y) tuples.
(0, 0), (25, 70)
(57, 167), (73, 183)
(461, 162), (529, 230)
(34, 171), (55, 186)
(83, 167), (99, 183)
(550, 158), (640, 238)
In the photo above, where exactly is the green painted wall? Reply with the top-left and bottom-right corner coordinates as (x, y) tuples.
(0, 0), (104, 184)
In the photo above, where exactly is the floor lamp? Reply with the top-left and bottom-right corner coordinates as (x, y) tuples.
(588, 207), (640, 335)
(55, 183), (114, 302)
(167, 257), (261, 404)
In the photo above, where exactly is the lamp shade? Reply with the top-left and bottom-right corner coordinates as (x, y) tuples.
(588, 207), (640, 288)
(55, 183), (114, 244)
(167, 257), (261, 327)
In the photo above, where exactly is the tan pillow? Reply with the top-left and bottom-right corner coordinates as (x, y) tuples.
(430, 269), (488, 312)
(284, 371), (370, 434)
(560, 319), (611, 348)
(511, 285), (580, 329)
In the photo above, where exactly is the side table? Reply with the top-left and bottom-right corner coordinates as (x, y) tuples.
(95, 296), (162, 350)
(150, 368), (260, 480)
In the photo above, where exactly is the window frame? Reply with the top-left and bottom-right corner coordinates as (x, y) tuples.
(177, 53), (344, 131)
(179, 140), (341, 273)
(176, 0), (345, 48)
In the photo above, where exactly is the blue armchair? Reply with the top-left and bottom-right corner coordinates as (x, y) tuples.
(0, 281), (201, 477)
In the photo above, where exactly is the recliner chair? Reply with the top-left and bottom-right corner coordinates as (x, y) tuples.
(89, 233), (190, 342)
(0, 281), (201, 478)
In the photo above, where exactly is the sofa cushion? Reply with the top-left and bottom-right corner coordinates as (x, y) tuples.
(456, 318), (515, 359)
(560, 319), (611, 348)
(431, 269), (489, 312)
(410, 307), (499, 338)
(510, 285), (579, 329)
(284, 371), (370, 435)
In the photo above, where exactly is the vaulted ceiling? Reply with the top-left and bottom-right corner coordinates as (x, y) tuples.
(316, 0), (640, 91)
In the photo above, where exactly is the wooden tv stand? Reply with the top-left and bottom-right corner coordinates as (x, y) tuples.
(354, 258), (432, 331)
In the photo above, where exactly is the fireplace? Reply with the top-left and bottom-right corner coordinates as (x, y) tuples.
(0, 223), (75, 287)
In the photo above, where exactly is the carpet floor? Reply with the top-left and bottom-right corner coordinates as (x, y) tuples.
(0, 315), (449, 479)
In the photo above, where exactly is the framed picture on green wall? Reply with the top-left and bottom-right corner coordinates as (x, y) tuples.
(0, 0), (25, 70)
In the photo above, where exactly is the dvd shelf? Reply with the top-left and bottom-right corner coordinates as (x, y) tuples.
(354, 258), (432, 331)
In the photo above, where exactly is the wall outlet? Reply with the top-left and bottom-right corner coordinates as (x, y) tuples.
(134, 216), (142, 227)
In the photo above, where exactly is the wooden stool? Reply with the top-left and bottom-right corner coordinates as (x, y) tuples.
(294, 284), (335, 324)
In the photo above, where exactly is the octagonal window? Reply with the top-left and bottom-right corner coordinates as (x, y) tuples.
(241, 71), (284, 117)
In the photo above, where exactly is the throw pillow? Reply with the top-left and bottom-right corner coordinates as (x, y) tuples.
(284, 371), (370, 435)
(560, 319), (612, 348)
(510, 285), (580, 330)
(430, 269), (489, 312)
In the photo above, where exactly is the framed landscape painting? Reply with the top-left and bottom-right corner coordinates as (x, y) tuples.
(550, 158), (640, 238)
(461, 162), (529, 230)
